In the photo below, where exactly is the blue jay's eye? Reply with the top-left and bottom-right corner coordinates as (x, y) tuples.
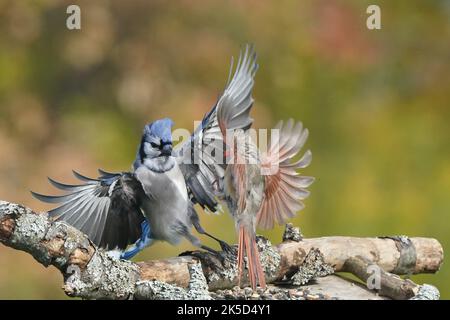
(150, 142), (159, 148)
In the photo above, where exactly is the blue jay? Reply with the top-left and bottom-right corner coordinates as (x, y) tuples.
(32, 45), (260, 259)
(33, 118), (206, 259)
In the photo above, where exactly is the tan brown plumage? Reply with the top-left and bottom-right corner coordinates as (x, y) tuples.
(223, 130), (266, 290)
(257, 119), (314, 230)
(220, 119), (313, 290)
(207, 45), (314, 290)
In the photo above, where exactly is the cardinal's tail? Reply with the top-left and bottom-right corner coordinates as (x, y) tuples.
(237, 224), (266, 290)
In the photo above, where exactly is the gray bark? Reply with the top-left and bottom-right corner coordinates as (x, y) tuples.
(0, 200), (443, 300)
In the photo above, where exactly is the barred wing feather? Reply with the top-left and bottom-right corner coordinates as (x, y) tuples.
(176, 44), (258, 212)
(31, 169), (145, 250)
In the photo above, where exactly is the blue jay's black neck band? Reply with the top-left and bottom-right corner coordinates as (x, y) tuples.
(139, 135), (146, 163)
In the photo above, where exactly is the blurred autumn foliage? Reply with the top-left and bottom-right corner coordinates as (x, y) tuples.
(0, 0), (449, 299)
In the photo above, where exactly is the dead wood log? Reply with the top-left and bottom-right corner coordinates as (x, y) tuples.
(343, 255), (419, 300)
(0, 200), (444, 299)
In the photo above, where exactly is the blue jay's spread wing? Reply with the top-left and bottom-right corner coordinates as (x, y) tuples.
(257, 119), (315, 229)
(31, 170), (145, 250)
(176, 44), (258, 212)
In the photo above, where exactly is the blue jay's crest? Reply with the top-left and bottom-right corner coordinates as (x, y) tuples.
(135, 117), (176, 172)
(145, 118), (174, 143)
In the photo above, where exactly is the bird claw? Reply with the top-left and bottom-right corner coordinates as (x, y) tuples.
(213, 250), (229, 267)
(218, 240), (237, 257)
(180, 245), (235, 271)
(181, 249), (226, 272)
(213, 246), (237, 269)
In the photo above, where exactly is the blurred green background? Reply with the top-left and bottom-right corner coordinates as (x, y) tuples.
(0, 0), (448, 299)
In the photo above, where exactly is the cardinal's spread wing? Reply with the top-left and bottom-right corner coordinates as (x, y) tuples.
(257, 119), (315, 229)
(31, 169), (145, 250)
(176, 44), (258, 212)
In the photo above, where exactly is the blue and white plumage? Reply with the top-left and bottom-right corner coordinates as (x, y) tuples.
(33, 118), (198, 259)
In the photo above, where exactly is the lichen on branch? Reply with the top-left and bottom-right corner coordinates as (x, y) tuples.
(0, 200), (444, 300)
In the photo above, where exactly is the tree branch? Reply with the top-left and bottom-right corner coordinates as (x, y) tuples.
(0, 201), (444, 299)
(343, 255), (420, 300)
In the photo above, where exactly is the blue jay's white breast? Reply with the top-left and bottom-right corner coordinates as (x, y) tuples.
(134, 163), (190, 244)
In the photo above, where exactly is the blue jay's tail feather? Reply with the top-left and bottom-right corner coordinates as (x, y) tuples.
(120, 245), (142, 260)
(120, 220), (153, 260)
(237, 224), (266, 290)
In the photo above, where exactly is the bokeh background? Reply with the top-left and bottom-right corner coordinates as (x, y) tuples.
(0, 0), (449, 299)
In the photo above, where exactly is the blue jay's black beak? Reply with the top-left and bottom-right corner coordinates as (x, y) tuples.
(161, 144), (172, 156)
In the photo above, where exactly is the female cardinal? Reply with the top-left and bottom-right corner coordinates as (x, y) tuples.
(218, 115), (313, 290)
